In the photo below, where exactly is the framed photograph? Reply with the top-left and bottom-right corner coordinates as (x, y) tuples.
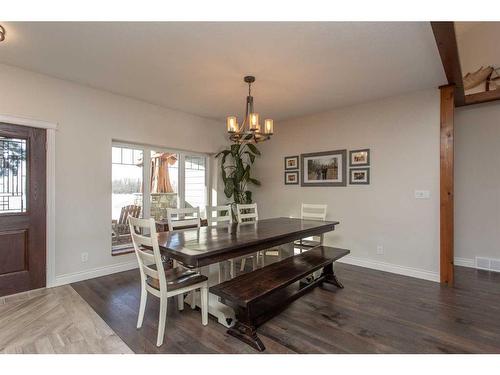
(349, 149), (370, 166)
(284, 171), (299, 185)
(300, 149), (347, 187)
(349, 167), (370, 185)
(284, 155), (299, 170)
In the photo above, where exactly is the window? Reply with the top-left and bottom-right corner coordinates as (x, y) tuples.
(184, 155), (207, 212)
(0, 137), (27, 214)
(111, 143), (209, 253)
(112, 146), (143, 250)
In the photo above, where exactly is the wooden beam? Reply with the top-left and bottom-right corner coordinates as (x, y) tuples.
(431, 22), (465, 107)
(461, 89), (500, 107)
(440, 85), (454, 285)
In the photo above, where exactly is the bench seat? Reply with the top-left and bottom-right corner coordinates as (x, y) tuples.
(210, 245), (349, 351)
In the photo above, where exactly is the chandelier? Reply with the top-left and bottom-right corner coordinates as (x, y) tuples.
(226, 76), (274, 144)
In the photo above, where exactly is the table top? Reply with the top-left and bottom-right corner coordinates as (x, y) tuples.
(157, 217), (339, 267)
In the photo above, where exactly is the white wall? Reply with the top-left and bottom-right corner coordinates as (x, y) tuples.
(253, 89), (440, 281)
(455, 102), (500, 264)
(0, 63), (226, 283)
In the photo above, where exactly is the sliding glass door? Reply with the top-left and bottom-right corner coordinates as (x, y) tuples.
(111, 142), (209, 252)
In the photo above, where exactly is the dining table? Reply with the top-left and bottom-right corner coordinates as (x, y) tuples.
(157, 216), (340, 327)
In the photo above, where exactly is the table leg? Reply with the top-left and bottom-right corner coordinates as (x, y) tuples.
(322, 263), (344, 288)
(186, 263), (236, 327)
(227, 307), (266, 352)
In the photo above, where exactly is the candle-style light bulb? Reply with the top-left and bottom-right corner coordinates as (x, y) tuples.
(249, 113), (259, 131)
(226, 116), (237, 133)
(264, 119), (274, 135)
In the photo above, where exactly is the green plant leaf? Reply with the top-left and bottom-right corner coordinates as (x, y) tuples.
(244, 191), (252, 203)
(249, 178), (261, 186)
(246, 143), (261, 156)
(244, 151), (256, 164)
(224, 179), (234, 198)
(230, 143), (240, 156)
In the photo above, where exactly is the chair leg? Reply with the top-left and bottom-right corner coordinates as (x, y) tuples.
(190, 291), (196, 309)
(201, 284), (208, 326)
(252, 255), (257, 270)
(218, 262), (224, 283)
(177, 293), (184, 311)
(157, 294), (168, 347)
(240, 258), (247, 272)
(230, 260), (236, 279)
(137, 283), (147, 329)
(260, 251), (265, 267)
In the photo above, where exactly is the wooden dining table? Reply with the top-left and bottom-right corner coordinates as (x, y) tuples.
(157, 217), (340, 327)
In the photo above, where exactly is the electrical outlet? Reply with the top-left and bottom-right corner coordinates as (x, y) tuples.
(414, 190), (430, 199)
(376, 245), (384, 255)
(81, 252), (89, 263)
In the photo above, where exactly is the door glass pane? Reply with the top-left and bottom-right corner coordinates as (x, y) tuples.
(184, 155), (206, 215)
(150, 151), (179, 220)
(112, 146), (143, 250)
(0, 137), (27, 214)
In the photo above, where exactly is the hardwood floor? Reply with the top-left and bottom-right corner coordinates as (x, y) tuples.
(0, 285), (132, 353)
(71, 264), (500, 354)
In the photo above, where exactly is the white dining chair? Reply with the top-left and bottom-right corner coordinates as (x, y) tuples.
(236, 203), (281, 269)
(207, 205), (236, 281)
(295, 203), (328, 251)
(128, 215), (208, 347)
(166, 206), (202, 308)
(166, 207), (201, 231)
(206, 204), (254, 279)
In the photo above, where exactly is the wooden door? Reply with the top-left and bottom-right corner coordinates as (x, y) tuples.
(0, 123), (46, 296)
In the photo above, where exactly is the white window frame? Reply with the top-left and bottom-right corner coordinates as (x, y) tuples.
(111, 140), (211, 225)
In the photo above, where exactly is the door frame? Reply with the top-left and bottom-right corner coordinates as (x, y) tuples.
(0, 114), (57, 288)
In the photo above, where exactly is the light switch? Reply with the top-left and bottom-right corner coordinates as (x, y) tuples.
(415, 190), (430, 199)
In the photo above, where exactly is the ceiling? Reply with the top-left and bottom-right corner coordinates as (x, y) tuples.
(0, 22), (446, 121)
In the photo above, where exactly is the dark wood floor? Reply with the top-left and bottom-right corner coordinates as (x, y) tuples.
(71, 263), (500, 354)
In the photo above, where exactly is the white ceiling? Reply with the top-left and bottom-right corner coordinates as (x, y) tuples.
(0, 22), (446, 121)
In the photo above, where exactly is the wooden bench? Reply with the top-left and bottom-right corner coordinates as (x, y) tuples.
(210, 245), (350, 351)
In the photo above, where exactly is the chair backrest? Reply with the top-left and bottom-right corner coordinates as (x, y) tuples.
(166, 207), (201, 231)
(236, 203), (258, 223)
(301, 203), (328, 221)
(119, 205), (141, 224)
(128, 216), (167, 291)
(206, 205), (233, 226)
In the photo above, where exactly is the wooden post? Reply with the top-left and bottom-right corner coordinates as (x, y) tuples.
(440, 85), (454, 285)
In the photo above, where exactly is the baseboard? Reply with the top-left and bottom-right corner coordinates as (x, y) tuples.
(454, 257), (475, 268)
(51, 260), (138, 287)
(337, 255), (440, 283)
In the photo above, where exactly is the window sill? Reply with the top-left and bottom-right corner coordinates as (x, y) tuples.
(111, 247), (134, 256)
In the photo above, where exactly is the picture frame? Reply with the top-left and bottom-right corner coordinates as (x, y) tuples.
(284, 155), (299, 170)
(349, 148), (370, 167)
(300, 149), (347, 187)
(349, 167), (370, 185)
(284, 171), (299, 185)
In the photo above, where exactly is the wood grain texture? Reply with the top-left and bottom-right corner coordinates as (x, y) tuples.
(0, 285), (132, 353)
(464, 89), (500, 106)
(72, 263), (500, 354)
(431, 22), (465, 106)
(211, 246), (349, 307)
(157, 217), (339, 267)
(440, 85), (455, 285)
(0, 123), (47, 296)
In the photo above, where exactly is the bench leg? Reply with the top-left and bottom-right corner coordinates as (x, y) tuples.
(228, 321), (266, 352)
(322, 263), (344, 289)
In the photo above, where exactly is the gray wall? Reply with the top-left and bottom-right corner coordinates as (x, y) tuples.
(0, 63), (226, 280)
(455, 102), (500, 264)
(253, 89), (441, 281)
